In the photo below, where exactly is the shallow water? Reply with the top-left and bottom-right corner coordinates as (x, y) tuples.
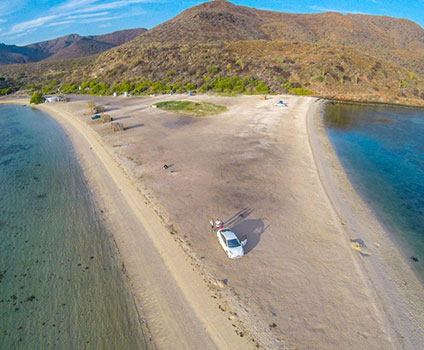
(0, 105), (150, 349)
(323, 102), (424, 279)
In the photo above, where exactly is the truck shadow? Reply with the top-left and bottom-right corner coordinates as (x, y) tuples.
(225, 208), (267, 254)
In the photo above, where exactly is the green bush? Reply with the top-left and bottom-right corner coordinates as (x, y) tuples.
(155, 101), (227, 117)
(214, 77), (234, 92)
(61, 84), (78, 93)
(255, 81), (270, 94)
(88, 82), (109, 95)
(289, 88), (313, 96)
(283, 81), (294, 91)
(151, 81), (166, 93)
(171, 81), (184, 93)
(185, 83), (196, 91)
(0, 87), (12, 95)
(134, 80), (151, 93)
(207, 65), (220, 75)
(30, 92), (45, 104)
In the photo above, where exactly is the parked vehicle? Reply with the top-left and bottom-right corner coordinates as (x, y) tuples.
(217, 228), (247, 259)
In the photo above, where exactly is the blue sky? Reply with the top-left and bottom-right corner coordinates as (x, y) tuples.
(1, 0), (423, 46)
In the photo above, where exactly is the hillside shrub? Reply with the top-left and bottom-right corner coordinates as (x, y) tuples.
(0, 87), (12, 95)
(312, 75), (324, 82)
(289, 88), (313, 95)
(207, 65), (220, 74)
(150, 81), (166, 93)
(255, 81), (270, 94)
(185, 83), (196, 91)
(113, 81), (135, 94)
(61, 84), (78, 93)
(214, 77), (234, 92)
(30, 92), (45, 104)
(283, 81), (294, 91)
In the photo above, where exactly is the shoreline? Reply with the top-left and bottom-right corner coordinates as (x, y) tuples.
(315, 101), (424, 284)
(2, 95), (423, 348)
(306, 100), (424, 348)
(1, 98), (255, 349)
(320, 97), (424, 110)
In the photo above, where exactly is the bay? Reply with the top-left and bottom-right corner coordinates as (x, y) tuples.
(324, 102), (424, 279)
(0, 105), (150, 349)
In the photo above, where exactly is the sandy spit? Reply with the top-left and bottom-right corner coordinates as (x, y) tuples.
(2, 94), (423, 350)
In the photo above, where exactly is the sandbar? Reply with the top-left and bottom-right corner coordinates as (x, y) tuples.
(1, 94), (423, 349)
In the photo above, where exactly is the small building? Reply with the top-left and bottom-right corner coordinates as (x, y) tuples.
(45, 96), (59, 103)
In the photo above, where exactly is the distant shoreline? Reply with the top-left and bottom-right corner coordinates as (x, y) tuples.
(321, 97), (424, 110)
(4, 91), (424, 110)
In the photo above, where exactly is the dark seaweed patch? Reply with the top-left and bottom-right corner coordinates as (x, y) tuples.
(0, 158), (14, 166)
(0, 143), (32, 156)
(0, 270), (6, 283)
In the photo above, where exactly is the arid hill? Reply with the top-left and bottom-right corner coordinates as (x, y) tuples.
(1, 0), (423, 105)
(134, 0), (424, 74)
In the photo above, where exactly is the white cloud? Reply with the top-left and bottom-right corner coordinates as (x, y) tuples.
(70, 0), (160, 14)
(54, 0), (98, 13)
(308, 5), (364, 15)
(80, 15), (123, 23)
(78, 10), (145, 24)
(0, 0), (28, 16)
(46, 20), (76, 28)
(2, 0), (159, 42)
(8, 29), (36, 41)
(8, 15), (59, 35)
(98, 23), (113, 28)
(66, 11), (109, 20)
(52, 0), (161, 16)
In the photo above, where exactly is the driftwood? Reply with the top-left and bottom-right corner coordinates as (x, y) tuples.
(111, 122), (124, 132)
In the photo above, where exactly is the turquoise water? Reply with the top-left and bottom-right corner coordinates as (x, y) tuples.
(0, 105), (150, 349)
(323, 102), (424, 279)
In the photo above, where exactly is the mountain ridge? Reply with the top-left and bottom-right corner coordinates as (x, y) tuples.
(0, 28), (147, 65)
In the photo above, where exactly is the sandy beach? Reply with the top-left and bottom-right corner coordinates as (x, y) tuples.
(2, 94), (423, 349)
